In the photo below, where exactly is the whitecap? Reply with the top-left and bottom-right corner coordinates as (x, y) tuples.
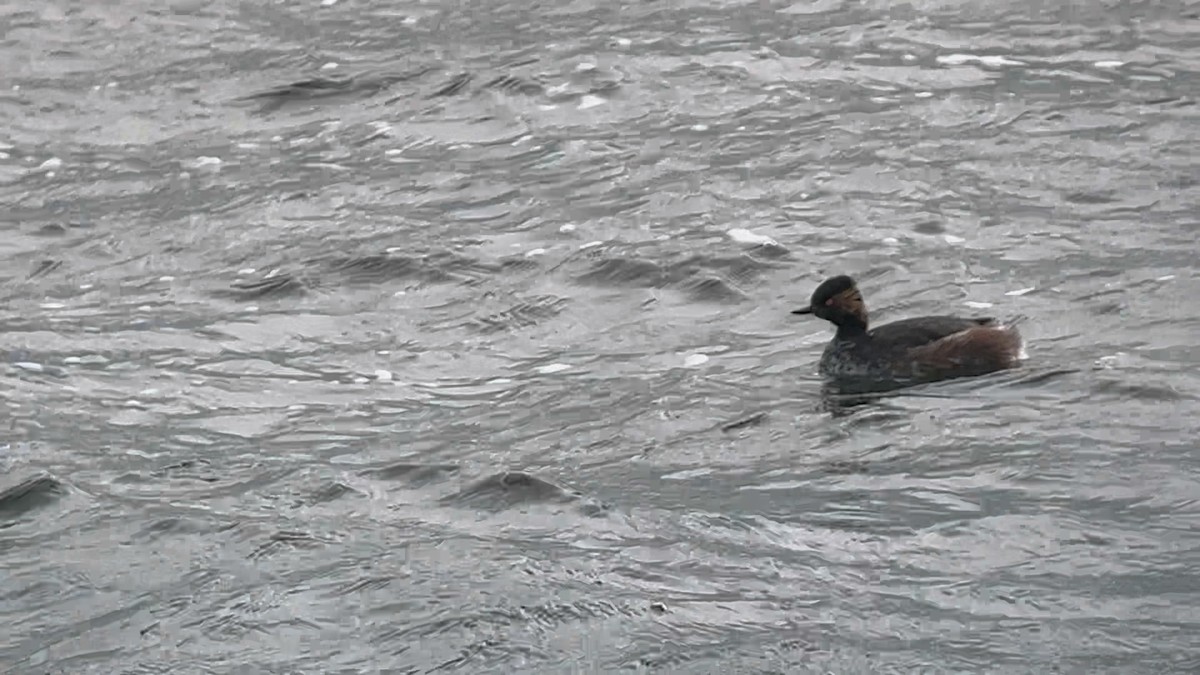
(978, 55), (1024, 67)
(578, 95), (605, 110)
(936, 54), (976, 66)
(727, 228), (778, 246)
(937, 54), (1023, 67)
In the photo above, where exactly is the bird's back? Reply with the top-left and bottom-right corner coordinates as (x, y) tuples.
(866, 315), (997, 352)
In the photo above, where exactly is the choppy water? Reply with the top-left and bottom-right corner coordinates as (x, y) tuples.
(3, 0), (1199, 673)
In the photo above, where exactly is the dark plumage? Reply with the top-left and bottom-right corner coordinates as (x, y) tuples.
(793, 275), (1024, 384)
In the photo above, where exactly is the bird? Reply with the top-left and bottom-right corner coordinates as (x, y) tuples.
(793, 275), (1024, 386)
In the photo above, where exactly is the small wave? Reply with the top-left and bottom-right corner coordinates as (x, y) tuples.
(247, 75), (359, 100)
(571, 250), (777, 302)
(376, 597), (641, 647)
(574, 257), (666, 287)
(470, 295), (569, 333)
(678, 275), (745, 302)
(246, 529), (335, 561)
(328, 575), (394, 598)
(1090, 378), (1191, 402)
(1005, 367), (1080, 387)
(363, 462), (461, 487)
(429, 72), (473, 98)
(130, 516), (222, 542)
(221, 271), (308, 300)
(307, 481), (365, 505)
(721, 411), (769, 432)
(153, 458), (220, 480)
(543, 63), (626, 104)
(215, 250), (505, 301)
(324, 252), (497, 286)
(0, 473), (66, 522)
(440, 471), (581, 511)
(483, 74), (544, 96)
(676, 253), (780, 284)
(27, 259), (63, 279)
(497, 255), (544, 274)
(243, 67), (433, 112)
(325, 254), (428, 283)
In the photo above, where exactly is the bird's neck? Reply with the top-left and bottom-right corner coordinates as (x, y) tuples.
(835, 318), (869, 339)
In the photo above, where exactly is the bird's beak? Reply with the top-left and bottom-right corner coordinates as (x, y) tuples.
(791, 306), (813, 315)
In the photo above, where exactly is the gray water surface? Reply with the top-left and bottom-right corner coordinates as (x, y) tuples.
(2, 0), (1199, 673)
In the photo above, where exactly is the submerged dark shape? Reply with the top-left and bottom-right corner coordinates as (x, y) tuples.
(794, 275), (1024, 390)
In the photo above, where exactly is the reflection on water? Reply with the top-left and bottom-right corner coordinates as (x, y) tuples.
(2, 0), (1200, 672)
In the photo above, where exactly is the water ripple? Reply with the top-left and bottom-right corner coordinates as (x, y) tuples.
(2, 0), (1199, 672)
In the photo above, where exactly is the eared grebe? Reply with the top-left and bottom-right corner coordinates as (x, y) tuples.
(793, 275), (1023, 385)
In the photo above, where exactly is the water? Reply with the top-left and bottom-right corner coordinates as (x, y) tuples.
(2, 0), (1199, 672)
